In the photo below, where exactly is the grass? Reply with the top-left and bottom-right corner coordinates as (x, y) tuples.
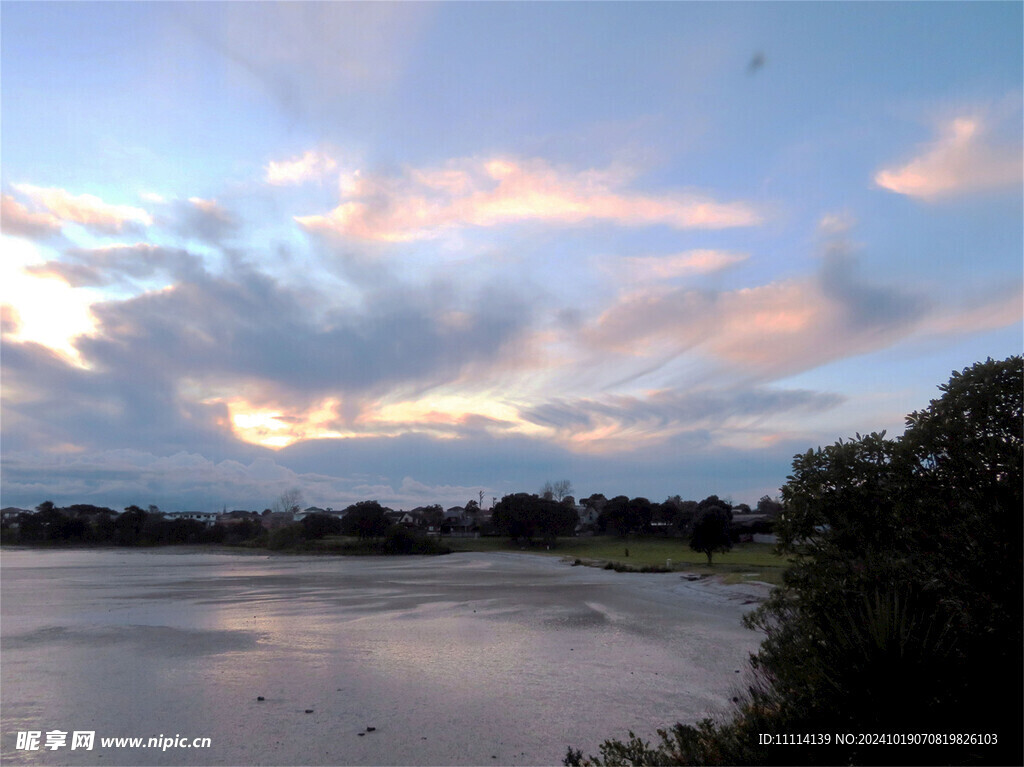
(447, 536), (791, 586)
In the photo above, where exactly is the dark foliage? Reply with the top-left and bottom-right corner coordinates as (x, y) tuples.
(491, 493), (578, 543)
(689, 506), (733, 564)
(567, 356), (1023, 766)
(299, 512), (344, 539)
(339, 501), (390, 539)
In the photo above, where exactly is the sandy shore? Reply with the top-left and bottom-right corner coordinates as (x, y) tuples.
(2, 548), (767, 766)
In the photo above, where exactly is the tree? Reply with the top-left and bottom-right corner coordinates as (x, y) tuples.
(418, 504), (444, 528)
(688, 506), (732, 564)
(339, 501), (389, 539)
(273, 487), (304, 515)
(113, 505), (148, 545)
(541, 479), (573, 502)
(599, 495), (652, 536)
(570, 359), (1023, 766)
(492, 493), (578, 544)
(755, 495), (782, 517)
(300, 512), (343, 539)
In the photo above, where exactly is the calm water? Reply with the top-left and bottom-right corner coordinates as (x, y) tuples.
(1, 548), (762, 766)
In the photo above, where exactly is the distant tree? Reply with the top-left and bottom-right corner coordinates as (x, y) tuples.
(300, 512), (343, 540)
(419, 504), (444, 528)
(340, 501), (389, 539)
(273, 487), (304, 515)
(689, 507), (732, 564)
(755, 495), (783, 517)
(114, 505), (148, 546)
(734, 502), (751, 514)
(541, 479), (574, 502)
(492, 493), (577, 544)
(66, 503), (117, 517)
(600, 496), (653, 536)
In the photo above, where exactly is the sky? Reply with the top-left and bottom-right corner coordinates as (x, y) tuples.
(2, 2), (1021, 513)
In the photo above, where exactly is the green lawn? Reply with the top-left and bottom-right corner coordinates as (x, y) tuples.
(447, 536), (791, 585)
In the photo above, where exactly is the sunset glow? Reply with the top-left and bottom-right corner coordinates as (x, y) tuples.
(2, 2), (1019, 510)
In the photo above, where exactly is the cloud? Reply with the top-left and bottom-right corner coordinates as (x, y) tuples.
(71, 266), (531, 403)
(2, 338), (237, 457)
(616, 250), (748, 282)
(586, 242), (933, 379)
(181, 2), (432, 124)
(171, 197), (239, 243)
(26, 243), (201, 288)
(1, 194), (62, 239)
(296, 157), (762, 241)
(265, 150), (338, 185)
(874, 115), (1023, 199)
(1, 304), (20, 334)
(9, 184), (153, 234)
(520, 387), (844, 453)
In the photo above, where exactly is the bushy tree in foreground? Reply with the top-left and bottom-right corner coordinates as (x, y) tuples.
(566, 357), (1022, 767)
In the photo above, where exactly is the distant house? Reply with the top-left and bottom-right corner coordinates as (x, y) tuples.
(1, 507), (30, 529)
(163, 511), (218, 526)
(384, 511), (419, 528)
(729, 511), (774, 542)
(442, 507), (479, 537)
(294, 506), (347, 523)
(574, 504), (600, 530)
(216, 510), (261, 526)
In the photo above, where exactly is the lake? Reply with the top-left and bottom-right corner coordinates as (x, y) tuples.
(1, 548), (764, 765)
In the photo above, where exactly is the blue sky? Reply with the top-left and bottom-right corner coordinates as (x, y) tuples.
(2, 2), (1021, 512)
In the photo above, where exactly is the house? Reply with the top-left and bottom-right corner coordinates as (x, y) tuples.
(216, 510), (261, 526)
(163, 511), (218, 526)
(442, 507), (479, 537)
(294, 506), (347, 522)
(1, 507), (30, 522)
(384, 511), (419, 528)
(1, 507), (30, 529)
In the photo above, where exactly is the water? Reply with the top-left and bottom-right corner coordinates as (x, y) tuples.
(1, 548), (764, 765)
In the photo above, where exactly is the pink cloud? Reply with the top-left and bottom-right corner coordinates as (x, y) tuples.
(588, 266), (1021, 381)
(874, 116), (1022, 200)
(10, 184), (152, 234)
(618, 249), (748, 282)
(296, 157), (762, 241)
(1, 194), (62, 239)
(265, 150), (338, 185)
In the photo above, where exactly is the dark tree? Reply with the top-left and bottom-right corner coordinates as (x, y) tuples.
(491, 493), (577, 543)
(300, 512), (343, 540)
(599, 496), (652, 536)
(689, 506), (732, 564)
(567, 357), (1024, 766)
(418, 504), (445, 528)
(755, 495), (782, 517)
(756, 357), (1023, 762)
(340, 501), (389, 539)
(541, 479), (574, 502)
(113, 506), (148, 545)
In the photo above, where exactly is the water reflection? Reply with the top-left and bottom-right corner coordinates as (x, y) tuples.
(2, 549), (761, 766)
